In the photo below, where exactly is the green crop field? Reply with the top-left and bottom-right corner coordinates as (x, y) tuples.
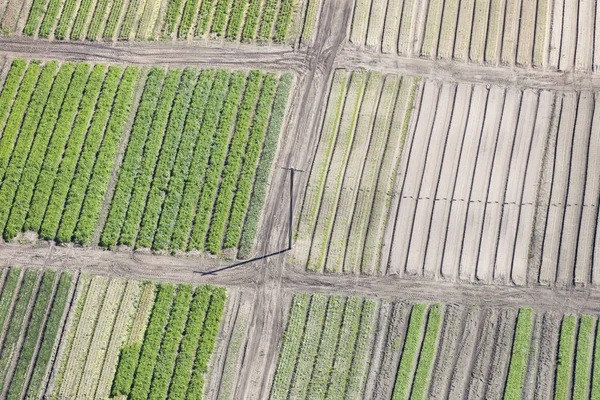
(0, 0), (323, 44)
(0, 59), (292, 258)
(271, 293), (600, 399)
(0, 267), (229, 399)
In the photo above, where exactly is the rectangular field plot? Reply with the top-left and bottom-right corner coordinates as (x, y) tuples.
(0, 59), (293, 259)
(294, 69), (418, 275)
(347, 0), (600, 72)
(40, 272), (228, 399)
(386, 82), (600, 287)
(272, 293), (600, 399)
(295, 69), (600, 286)
(0, 267), (74, 400)
(1, 0), (322, 45)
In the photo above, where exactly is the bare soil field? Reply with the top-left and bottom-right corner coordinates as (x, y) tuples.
(347, 0), (600, 72)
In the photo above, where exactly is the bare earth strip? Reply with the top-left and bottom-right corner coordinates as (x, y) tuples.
(476, 88), (523, 284)
(539, 92), (577, 286)
(405, 83), (456, 277)
(492, 90), (538, 285)
(575, 0), (595, 71)
(447, 307), (481, 399)
(533, 312), (560, 399)
(509, 91), (554, 286)
(556, 92), (593, 286)
(423, 83), (472, 279)
(388, 80), (440, 276)
(439, 85), (488, 280)
(458, 86), (505, 282)
(577, 94), (600, 285)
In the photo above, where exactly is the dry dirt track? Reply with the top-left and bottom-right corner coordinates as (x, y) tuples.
(1, 1), (600, 397)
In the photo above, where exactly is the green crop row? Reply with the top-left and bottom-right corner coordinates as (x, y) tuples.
(257, 0), (278, 40)
(70, 0), (94, 39)
(345, 299), (377, 397)
(119, 69), (181, 246)
(178, 0), (201, 38)
(168, 68), (235, 250)
(241, 0), (261, 41)
(136, 67), (198, 249)
(54, 0), (77, 39)
(554, 315), (577, 399)
(410, 304), (442, 399)
(129, 283), (175, 399)
(24, 63), (89, 233)
(0, 61), (58, 237)
(0, 59), (26, 133)
(238, 73), (292, 258)
(26, 271), (72, 399)
(225, 0), (246, 40)
(73, 66), (138, 245)
(307, 295), (345, 398)
(504, 308), (534, 400)
(0, 269), (39, 389)
(111, 342), (142, 396)
(271, 293), (310, 399)
(153, 70), (219, 251)
(0, 268), (21, 340)
(103, 0), (126, 38)
(273, 0), (293, 41)
(148, 285), (193, 400)
(392, 303), (426, 400)
(101, 67), (164, 248)
(573, 315), (595, 400)
(201, 70), (262, 252)
(55, 65), (122, 243)
(164, 0), (184, 36)
(168, 286), (212, 400)
(213, 0), (232, 36)
(24, 0), (46, 35)
(185, 286), (226, 400)
(175, 71), (244, 251)
(222, 73), (277, 250)
(5, 63), (74, 240)
(195, 0), (217, 36)
(119, 0), (142, 39)
(87, 0), (111, 40)
(592, 321), (600, 399)
(288, 294), (327, 399)
(6, 270), (56, 399)
(39, 0), (61, 37)
(0, 62), (41, 184)
(40, 64), (106, 239)
(327, 296), (363, 399)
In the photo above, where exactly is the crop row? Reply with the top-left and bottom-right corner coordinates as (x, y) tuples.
(18, 0), (320, 43)
(0, 268), (74, 399)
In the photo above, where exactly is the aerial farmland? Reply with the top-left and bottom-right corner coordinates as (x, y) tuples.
(0, 0), (598, 398)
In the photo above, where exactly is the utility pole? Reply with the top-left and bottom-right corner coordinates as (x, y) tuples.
(282, 167), (304, 250)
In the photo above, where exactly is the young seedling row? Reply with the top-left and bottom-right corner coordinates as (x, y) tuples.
(0, 0), (323, 44)
(349, 0), (600, 72)
(271, 292), (600, 399)
(295, 69), (600, 288)
(0, 59), (293, 259)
